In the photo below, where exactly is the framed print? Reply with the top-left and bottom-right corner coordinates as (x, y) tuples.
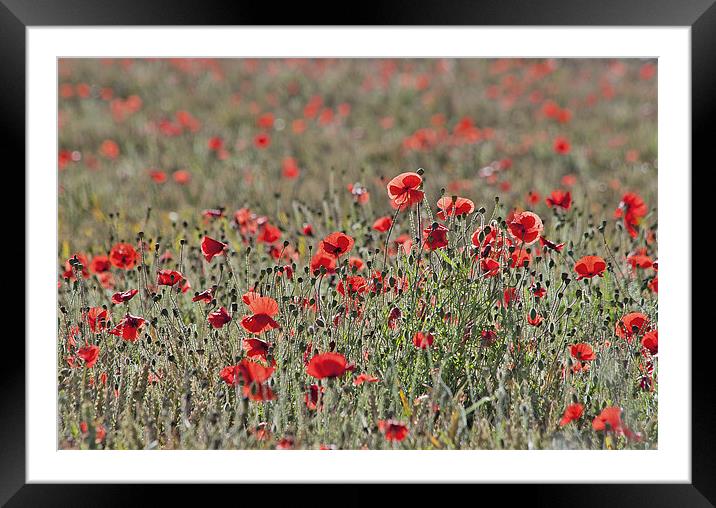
(5, 0), (710, 505)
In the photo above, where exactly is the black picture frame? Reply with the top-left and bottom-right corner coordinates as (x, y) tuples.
(4, 0), (708, 505)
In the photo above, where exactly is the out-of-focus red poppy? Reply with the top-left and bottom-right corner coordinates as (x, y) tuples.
(616, 312), (650, 341)
(553, 136), (571, 155)
(201, 236), (227, 262)
(559, 403), (584, 426)
(257, 223), (281, 244)
(172, 169), (191, 184)
(109, 243), (139, 270)
(372, 216), (393, 232)
(306, 352), (354, 379)
(108, 314), (146, 342)
(78, 344), (100, 368)
(100, 139), (120, 159)
(319, 232), (355, 258)
(241, 292), (280, 334)
(89, 255), (111, 274)
(149, 170), (167, 183)
(436, 196), (475, 220)
(422, 223), (449, 251)
(63, 253), (89, 281)
(282, 157), (300, 179)
(526, 190), (540, 206)
(254, 133), (271, 149)
(574, 256), (607, 280)
(570, 343), (596, 362)
(412, 331), (435, 349)
(353, 373), (380, 386)
(377, 420), (409, 442)
(545, 189), (572, 210)
(507, 211), (543, 245)
(157, 269), (184, 286)
(592, 406), (624, 433)
(386, 172), (424, 210)
(111, 289), (138, 305)
(207, 307), (232, 329)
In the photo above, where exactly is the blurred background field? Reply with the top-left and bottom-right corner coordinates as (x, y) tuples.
(59, 58), (656, 247)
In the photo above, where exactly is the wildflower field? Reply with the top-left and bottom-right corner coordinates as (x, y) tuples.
(58, 58), (658, 450)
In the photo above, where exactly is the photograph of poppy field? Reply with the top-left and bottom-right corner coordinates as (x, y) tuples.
(58, 58), (658, 451)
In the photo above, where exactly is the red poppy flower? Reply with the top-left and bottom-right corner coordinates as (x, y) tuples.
(319, 232), (355, 258)
(109, 243), (139, 270)
(254, 133), (271, 149)
(306, 352), (354, 379)
(208, 136), (224, 151)
(157, 269), (184, 286)
(348, 257), (364, 271)
(89, 255), (111, 274)
(627, 252), (653, 270)
(527, 312), (543, 327)
(641, 330), (658, 355)
(108, 314), (146, 342)
(100, 139), (120, 159)
(372, 216), (393, 232)
(77, 344), (100, 368)
(592, 406), (624, 433)
(531, 284), (547, 298)
(436, 196), (475, 220)
(412, 331), (435, 349)
(615, 192), (648, 238)
(149, 170), (167, 183)
(336, 276), (368, 297)
(559, 403), (584, 426)
(570, 343), (596, 362)
(353, 373), (380, 386)
(173, 169), (191, 184)
(574, 255), (607, 280)
(201, 236), (227, 262)
(478, 257), (499, 277)
(188, 289), (212, 306)
(220, 359), (275, 401)
(386, 172), (424, 209)
(111, 289), (138, 305)
(243, 338), (270, 360)
(257, 223), (281, 244)
(310, 249), (338, 275)
(305, 384), (324, 410)
(526, 191), (541, 206)
(545, 189), (572, 210)
(507, 211), (543, 245)
(377, 420), (409, 442)
(422, 224), (449, 251)
(616, 312), (650, 341)
(553, 136), (571, 154)
(539, 236), (565, 252)
(282, 157), (300, 179)
(207, 307), (232, 329)
(86, 307), (109, 333)
(481, 330), (498, 347)
(241, 292), (280, 334)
